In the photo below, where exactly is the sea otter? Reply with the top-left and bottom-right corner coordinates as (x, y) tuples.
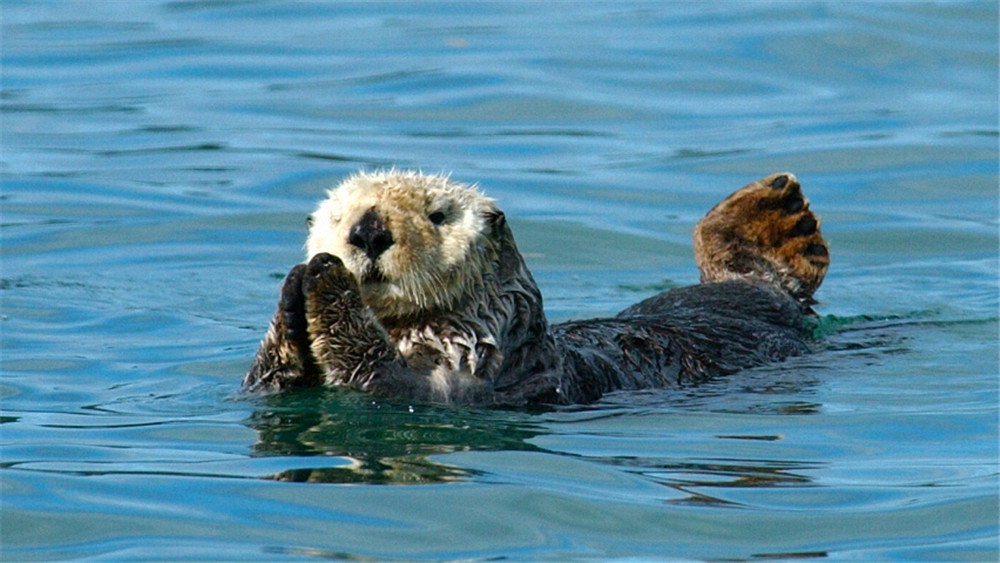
(244, 170), (829, 407)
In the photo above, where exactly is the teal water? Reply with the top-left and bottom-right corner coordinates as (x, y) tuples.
(2, 2), (998, 561)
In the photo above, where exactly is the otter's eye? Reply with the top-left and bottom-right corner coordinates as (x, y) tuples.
(305, 216), (314, 228)
(428, 210), (448, 226)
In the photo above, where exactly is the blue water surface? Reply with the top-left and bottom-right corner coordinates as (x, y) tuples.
(2, 2), (998, 561)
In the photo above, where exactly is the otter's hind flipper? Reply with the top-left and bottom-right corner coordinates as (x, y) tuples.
(693, 172), (829, 304)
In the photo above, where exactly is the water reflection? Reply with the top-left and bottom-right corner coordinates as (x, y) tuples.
(663, 459), (821, 507)
(245, 388), (544, 484)
(242, 315), (933, 490)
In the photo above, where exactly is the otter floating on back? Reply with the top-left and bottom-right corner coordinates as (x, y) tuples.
(244, 170), (829, 407)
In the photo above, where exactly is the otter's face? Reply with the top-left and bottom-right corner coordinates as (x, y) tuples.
(305, 171), (498, 319)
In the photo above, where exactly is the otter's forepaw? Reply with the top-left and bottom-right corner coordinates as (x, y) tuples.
(694, 172), (829, 304)
(302, 252), (364, 317)
(244, 264), (321, 390)
(302, 253), (398, 386)
(279, 263), (310, 344)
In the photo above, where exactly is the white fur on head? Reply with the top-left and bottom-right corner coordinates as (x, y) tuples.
(306, 170), (499, 320)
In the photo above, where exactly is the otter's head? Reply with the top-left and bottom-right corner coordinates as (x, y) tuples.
(305, 170), (504, 320)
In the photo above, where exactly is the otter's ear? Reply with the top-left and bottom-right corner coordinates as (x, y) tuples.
(485, 208), (506, 233)
(482, 204), (529, 284)
(484, 207), (518, 252)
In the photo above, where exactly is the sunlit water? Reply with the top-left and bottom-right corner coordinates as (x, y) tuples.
(2, 2), (998, 561)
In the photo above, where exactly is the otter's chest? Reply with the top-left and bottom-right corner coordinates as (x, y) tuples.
(388, 325), (501, 399)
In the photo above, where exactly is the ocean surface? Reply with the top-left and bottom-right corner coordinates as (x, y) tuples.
(2, 2), (998, 561)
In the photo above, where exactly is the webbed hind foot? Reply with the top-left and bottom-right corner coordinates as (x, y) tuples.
(693, 172), (829, 303)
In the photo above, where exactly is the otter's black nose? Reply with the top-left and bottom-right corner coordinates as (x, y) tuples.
(349, 208), (394, 260)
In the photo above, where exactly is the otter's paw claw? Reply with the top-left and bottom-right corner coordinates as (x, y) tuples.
(694, 172), (829, 303)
